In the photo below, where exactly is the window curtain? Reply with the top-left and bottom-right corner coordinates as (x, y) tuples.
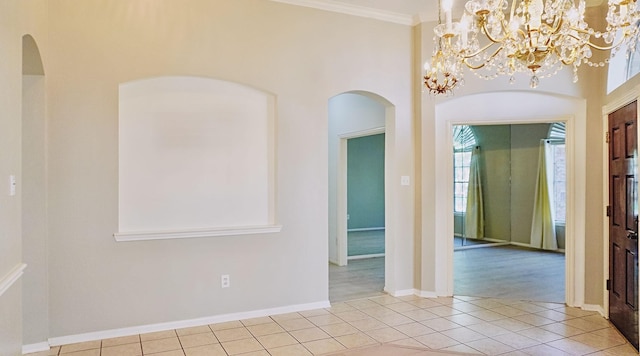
(530, 140), (558, 250)
(465, 146), (484, 239)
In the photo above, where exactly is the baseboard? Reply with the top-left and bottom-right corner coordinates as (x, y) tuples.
(348, 253), (385, 260)
(22, 342), (50, 355)
(455, 242), (510, 250)
(582, 303), (606, 317)
(48, 300), (330, 347)
(347, 227), (385, 232)
(416, 290), (438, 298)
(510, 241), (565, 253)
(510, 241), (534, 248)
(385, 288), (416, 297)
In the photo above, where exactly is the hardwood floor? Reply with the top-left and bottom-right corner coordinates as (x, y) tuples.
(329, 245), (565, 303)
(454, 245), (565, 303)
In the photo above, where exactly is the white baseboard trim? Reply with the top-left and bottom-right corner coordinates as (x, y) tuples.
(510, 241), (534, 248)
(22, 342), (50, 355)
(416, 290), (438, 298)
(347, 227), (385, 232)
(455, 242), (510, 250)
(385, 288), (416, 297)
(48, 300), (330, 347)
(0, 263), (27, 297)
(582, 303), (606, 317)
(348, 253), (385, 260)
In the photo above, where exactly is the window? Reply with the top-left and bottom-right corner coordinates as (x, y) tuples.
(453, 125), (477, 213)
(548, 122), (566, 223)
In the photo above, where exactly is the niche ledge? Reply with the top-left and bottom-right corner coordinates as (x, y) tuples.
(114, 225), (283, 242)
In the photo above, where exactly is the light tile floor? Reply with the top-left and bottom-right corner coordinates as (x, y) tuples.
(28, 295), (638, 356)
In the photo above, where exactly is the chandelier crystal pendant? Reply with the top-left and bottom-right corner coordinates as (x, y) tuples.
(430, 0), (640, 89)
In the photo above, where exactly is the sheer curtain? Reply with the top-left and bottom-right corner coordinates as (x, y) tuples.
(465, 146), (484, 239)
(530, 140), (558, 250)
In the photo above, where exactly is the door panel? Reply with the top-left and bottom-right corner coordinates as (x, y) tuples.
(609, 100), (639, 350)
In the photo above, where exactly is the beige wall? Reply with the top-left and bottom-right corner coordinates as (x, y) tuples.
(44, 0), (414, 338)
(0, 0), (630, 348)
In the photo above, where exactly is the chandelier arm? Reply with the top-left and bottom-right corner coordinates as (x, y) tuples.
(566, 28), (629, 51)
(462, 46), (505, 69)
(462, 58), (487, 69)
(480, 16), (506, 44)
(462, 41), (503, 60)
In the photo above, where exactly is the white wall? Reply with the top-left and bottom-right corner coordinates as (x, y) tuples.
(22, 73), (48, 346)
(0, 1), (48, 354)
(44, 0), (414, 339)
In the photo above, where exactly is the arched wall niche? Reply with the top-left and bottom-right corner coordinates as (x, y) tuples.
(116, 76), (280, 241)
(430, 91), (587, 307)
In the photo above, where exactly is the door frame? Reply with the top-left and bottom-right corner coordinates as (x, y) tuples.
(337, 127), (386, 266)
(434, 91), (586, 307)
(602, 86), (640, 322)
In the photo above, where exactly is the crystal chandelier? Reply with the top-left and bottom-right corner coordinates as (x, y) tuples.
(430, 0), (640, 89)
(424, 0), (461, 94)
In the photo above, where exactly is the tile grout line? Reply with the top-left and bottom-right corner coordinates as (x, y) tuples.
(45, 295), (636, 356)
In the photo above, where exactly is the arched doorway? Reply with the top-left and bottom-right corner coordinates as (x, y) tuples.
(328, 91), (397, 302)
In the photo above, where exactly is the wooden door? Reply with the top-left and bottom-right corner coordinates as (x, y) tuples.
(609, 100), (639, 350)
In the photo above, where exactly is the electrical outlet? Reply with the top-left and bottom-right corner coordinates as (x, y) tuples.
(221, 274), (230, 288)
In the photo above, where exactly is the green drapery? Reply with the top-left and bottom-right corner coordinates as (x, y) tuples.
(530, 140), (558, 250)
(465, 146), (484, 239)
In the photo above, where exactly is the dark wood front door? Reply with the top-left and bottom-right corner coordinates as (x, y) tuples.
(609, 100), (639, 350)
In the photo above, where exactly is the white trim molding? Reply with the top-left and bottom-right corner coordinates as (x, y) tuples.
(268, 0), (415, 26)
(347, 227), (385, 232)
(583, 304), (606, 318)
(348, 253), (385, 260)
(0, 263), (27, 297)
(49, 300), (330, 347)
(114, 225), (283, 242)
(22, 342), (50, 355)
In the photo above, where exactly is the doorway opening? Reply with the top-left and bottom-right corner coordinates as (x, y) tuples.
(452, 122), (567, 303)
(433, 91), (586, 306)
(328, 92), (391, 303)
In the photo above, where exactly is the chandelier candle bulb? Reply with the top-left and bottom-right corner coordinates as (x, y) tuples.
(443, 0), (454, 30)
(528, 0), (544, 30)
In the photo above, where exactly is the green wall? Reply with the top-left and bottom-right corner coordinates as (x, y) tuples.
(347, 133), (385, 230)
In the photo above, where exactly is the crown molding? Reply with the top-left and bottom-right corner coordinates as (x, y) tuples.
(269, 0), (417, 26)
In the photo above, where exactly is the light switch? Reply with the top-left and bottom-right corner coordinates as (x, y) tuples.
(9, 175), (16, 196)
(401, 176), (410, 186)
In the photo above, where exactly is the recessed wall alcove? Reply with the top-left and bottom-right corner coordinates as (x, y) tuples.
(115, 76), (280, 241)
